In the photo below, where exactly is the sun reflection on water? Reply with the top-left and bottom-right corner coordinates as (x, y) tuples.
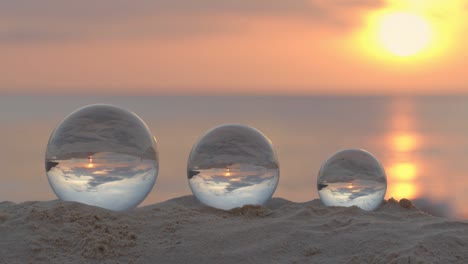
(87, 155), (94, 168)
(393, 133), (419, 152)
(389, 182), (417, 200)
(385, 98), (421, 200)
(388, 162), (417, 181)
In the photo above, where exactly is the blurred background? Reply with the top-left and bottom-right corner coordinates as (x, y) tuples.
(1, 96), (467, 218)
(1, 1), (467, 218)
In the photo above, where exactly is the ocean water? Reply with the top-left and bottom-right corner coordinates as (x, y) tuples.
(1, 95), (467, 218)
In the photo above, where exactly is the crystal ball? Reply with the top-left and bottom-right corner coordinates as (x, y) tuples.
(317, 149), (387, 211)
(45, 104), (158, 211)
(187, 124), (280, 210)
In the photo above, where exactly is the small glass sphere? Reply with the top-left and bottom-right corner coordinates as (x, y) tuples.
(187, 124), (279, 210)
(317, 149), (387, 211)
(45, 104), (158, 211)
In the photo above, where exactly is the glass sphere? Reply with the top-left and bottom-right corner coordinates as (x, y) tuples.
(45, 104), (158, 211)
(187, 124), (279, 210)
(317, 149), (387, 211)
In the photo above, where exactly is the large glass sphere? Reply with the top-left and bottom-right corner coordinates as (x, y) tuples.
(187, 124), (280, 210)
(45, 104), (158, 211)
(317, 149), (387, 211)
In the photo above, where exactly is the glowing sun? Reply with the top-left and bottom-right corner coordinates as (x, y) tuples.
(378, 13), (432, 56)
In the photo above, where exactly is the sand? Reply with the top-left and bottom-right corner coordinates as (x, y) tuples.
(0, 196), (467, 264)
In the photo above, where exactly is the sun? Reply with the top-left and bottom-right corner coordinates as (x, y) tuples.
(351, 1), (463, 65)
(378, 12), (432, 57)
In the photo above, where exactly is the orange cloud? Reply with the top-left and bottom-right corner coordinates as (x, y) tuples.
(0, 0), (385, 44)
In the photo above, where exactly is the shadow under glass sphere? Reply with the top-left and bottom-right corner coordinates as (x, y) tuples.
(187, 124), (280, 210)
(45, 104), (159, 211)
(317, 149), (387, 211)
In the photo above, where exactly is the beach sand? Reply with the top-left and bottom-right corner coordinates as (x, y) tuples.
(0, 196), (467, 264)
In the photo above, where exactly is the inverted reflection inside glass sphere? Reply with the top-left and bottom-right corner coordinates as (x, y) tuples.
(187, 124), (279, 210)
(317, 149), (386, 211)
(45, 104), (158, 211)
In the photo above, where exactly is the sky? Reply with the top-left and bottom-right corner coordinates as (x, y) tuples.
(1, 0), (467, 95)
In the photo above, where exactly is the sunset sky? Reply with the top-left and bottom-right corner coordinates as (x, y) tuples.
(1, 0), (467, 95)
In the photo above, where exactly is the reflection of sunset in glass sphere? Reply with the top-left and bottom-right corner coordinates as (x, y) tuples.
(45, 104), (159, 211)
(187, 124), (279, 210)
(317, 149), (387, 211)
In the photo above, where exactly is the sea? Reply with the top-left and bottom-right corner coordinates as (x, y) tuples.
(1, 95), (467, 218)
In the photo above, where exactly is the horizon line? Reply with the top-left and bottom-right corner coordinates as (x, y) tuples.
(2, 89), (468, 97)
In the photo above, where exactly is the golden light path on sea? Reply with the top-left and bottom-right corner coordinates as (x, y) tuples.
(385, 98), (421, 200)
